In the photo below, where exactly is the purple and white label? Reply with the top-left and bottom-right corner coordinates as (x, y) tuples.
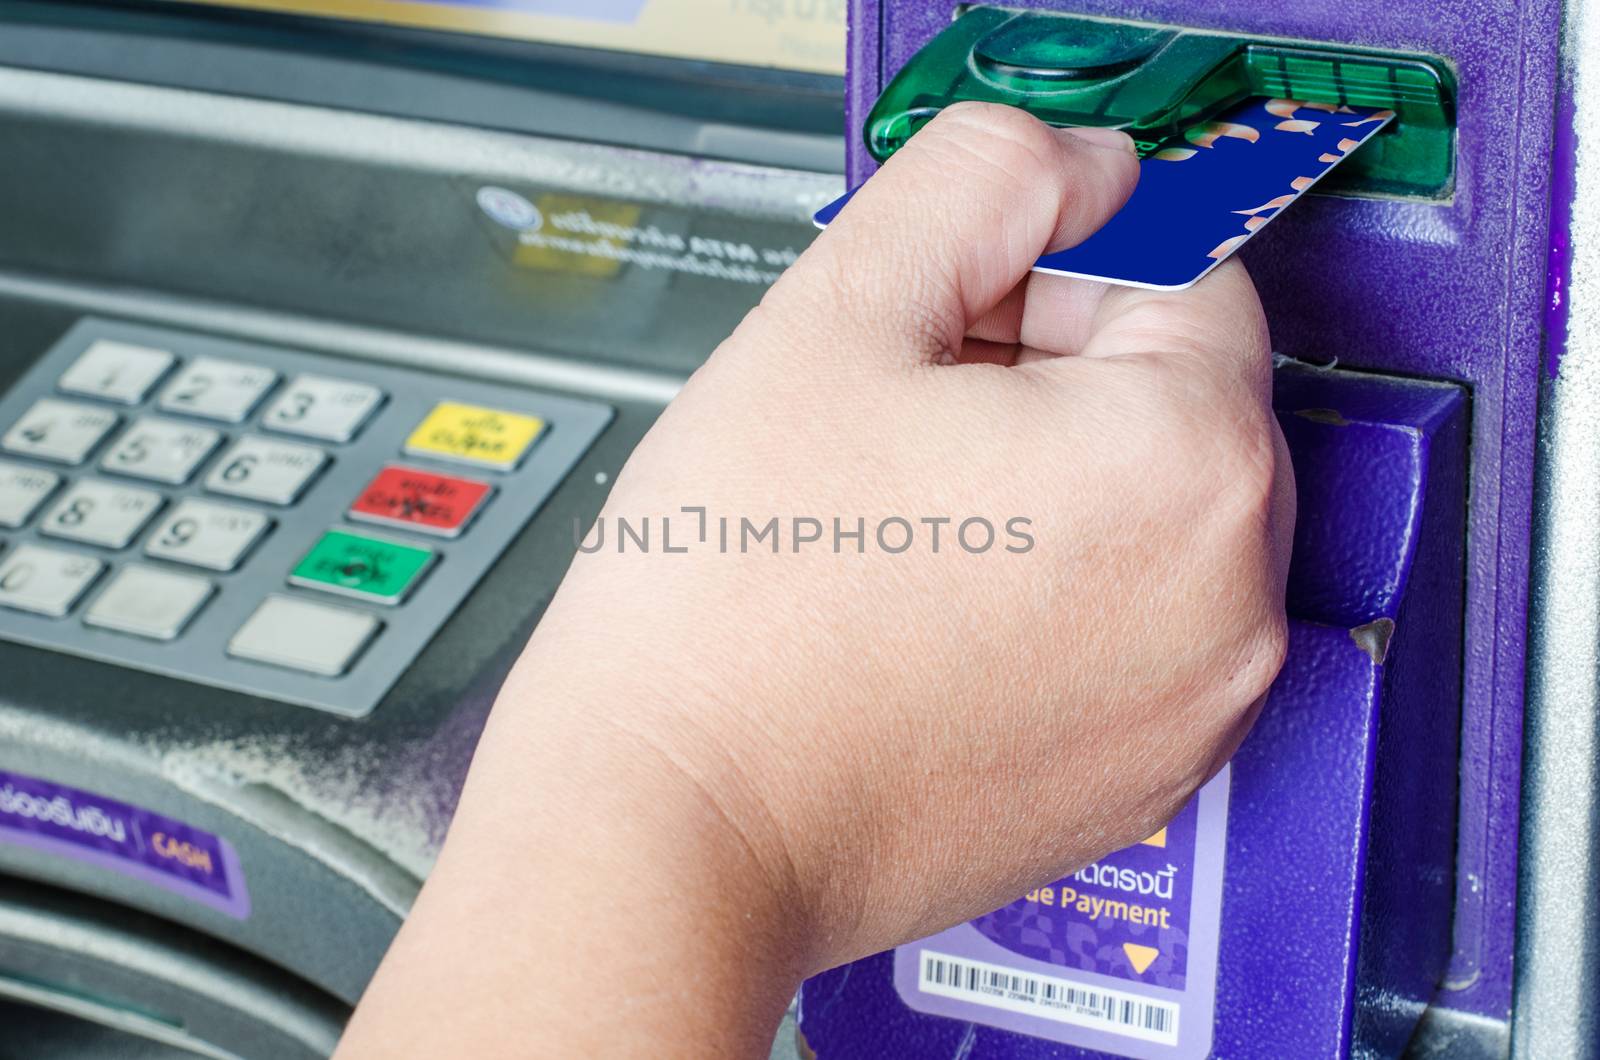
(894, 765), (1230, 1058)
(0, 769), (249, 919)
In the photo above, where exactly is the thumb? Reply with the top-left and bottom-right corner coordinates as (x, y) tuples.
(766, 102), (1138, 368)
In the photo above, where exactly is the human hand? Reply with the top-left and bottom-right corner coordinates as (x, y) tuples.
(338, 102), (1293, 1058)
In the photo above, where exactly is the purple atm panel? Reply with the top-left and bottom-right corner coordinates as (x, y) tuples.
(800, 367), (1469, 1058)
(801, 0), (1563, 1050)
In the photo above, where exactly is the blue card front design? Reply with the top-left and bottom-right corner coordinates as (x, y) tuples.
(813, 99), (1393, 291)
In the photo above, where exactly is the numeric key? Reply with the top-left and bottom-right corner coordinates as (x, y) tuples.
(100, 417), (223, 485)
(40, 480), (164, 549)
(204, 435), (328, 505)
(57, 340), (176, 405)
(262, 375), (383, 443)
(157, 357), (278, 423)
(144, 499), (271, 571)
(2, 399), (119, 465)
(0, 544), (105, 617)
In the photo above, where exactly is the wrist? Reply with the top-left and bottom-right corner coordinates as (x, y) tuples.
(343, 666), (813, 1058)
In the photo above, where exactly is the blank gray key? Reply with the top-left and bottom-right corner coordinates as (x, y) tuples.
(227, 594), (381, 676)
(85, 564), (214, 641)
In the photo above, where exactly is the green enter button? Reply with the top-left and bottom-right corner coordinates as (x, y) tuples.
(289, 529), (435, 606)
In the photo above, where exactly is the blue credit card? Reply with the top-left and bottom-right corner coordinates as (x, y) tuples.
(813, 98), (1393, 291)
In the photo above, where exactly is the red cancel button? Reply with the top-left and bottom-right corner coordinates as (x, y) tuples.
(349, 464), (493, 538)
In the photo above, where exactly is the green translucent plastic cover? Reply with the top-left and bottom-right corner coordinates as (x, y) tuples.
(867, 7), (1456, 199)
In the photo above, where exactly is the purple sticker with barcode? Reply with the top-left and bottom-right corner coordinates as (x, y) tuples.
(0, 769), (249, 919)
(893, 765), (1230, 1058)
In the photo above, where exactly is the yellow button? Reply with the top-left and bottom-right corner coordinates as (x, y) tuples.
(403, 402), (545, 471)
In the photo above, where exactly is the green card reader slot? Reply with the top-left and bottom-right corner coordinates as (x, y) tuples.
(868, 7), (1456, 200)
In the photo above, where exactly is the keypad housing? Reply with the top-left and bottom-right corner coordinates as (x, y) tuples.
(0, 319), (612, 716)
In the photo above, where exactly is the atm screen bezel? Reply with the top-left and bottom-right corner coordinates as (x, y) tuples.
(0, 0), (846, 171)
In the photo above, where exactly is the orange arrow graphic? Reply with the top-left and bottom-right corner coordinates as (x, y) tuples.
(1124, 943), (1160, 974)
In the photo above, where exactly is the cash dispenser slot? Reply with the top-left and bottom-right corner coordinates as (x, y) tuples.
(799, 363), (1469, 1058)
(863, 7), (1457, 200)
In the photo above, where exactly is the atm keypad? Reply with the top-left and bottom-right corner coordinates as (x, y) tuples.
(0, 319), (613, 716)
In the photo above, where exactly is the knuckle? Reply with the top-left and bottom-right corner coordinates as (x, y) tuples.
(1209, 411), (1282, 518)
(920, 103), (1064, 192)
(1186, 609), (1287, 765)
(1197, 438), (1291, 710)
(767, 238), (960, 368)
(1142, 411), (1289, 680)
(1213, 601), (1290, 715)
(1145, 382), (1280, 529)
(1245, 610), (1291, 698)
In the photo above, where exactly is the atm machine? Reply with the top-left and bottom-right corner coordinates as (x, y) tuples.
(0, 2), (843, 1056)
(0, 1), (1592, 1058)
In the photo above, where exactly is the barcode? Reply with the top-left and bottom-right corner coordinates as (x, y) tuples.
(918, 949), (1180, 1046)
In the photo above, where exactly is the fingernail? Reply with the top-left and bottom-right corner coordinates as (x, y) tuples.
(1062, 125), (1137, 156)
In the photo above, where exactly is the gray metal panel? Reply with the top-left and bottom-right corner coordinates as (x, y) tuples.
(0, 66), (841, 381)
(0, 8), (845, 174)
(0, 294), (671, 1006)
(0, 47), (814, 1021)
(1513, 0), (1600, 1055)
(0, 875), (344, 1060)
